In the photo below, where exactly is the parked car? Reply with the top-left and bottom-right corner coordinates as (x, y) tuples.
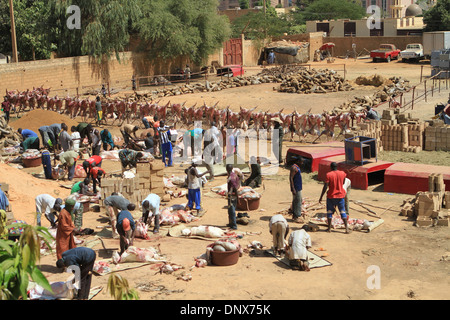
(370, 44), (401, 63)
(400, 44), (424, 62)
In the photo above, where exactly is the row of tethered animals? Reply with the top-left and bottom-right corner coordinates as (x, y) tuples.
(5, 86), (368, 141)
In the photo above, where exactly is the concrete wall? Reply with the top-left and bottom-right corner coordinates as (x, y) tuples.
(326, 35), (423, 56)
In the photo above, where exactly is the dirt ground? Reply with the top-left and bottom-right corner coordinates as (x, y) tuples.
(4, 58), (450, 303)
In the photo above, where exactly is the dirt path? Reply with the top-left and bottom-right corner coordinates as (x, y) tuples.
(5, 58), (450, 302)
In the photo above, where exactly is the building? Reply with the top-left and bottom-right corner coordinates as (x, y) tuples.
(361, 0), (436, 18)
(218, 0), (293, 10)
(306, 14), (425, 37)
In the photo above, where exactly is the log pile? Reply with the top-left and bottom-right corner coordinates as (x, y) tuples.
(0, 117), (22, 149)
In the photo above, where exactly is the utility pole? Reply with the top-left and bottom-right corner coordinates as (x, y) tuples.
(9, 0), (19, 63)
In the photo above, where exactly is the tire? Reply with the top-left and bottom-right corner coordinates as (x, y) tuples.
(372, 58), (377, 63)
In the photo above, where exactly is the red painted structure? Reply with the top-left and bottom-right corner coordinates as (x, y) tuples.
(217, 65), (245, 77)
(318, 155), (395, 190)
(286, 142), (345, 173)
(384, 162), (450, 195)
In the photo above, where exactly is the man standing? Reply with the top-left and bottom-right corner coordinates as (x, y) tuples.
(95, 96), (103, 126)
(158, 120), (173, 167)
(272, 117), (284, 165)
(290, 157), (303, 223)
(104, 193), (136, 238)
(56, 247), (96, 300)
(89, 126), (102, 156)
(142, 193), (161, 234)
(184, 64), (191, 85)
(116, 210), (136, 254)
(286, 227), (312, 271)
(319, 162), (349, 233)
(226, 164), (239, 230)
(35, 194), (63, 227)
(269, 214), (290, 257)
(186, 161), (209, 216)
(2, 96), (11, 123)
(56, 198), (76, 260)
(71, 126), (81, 152)
(58, 123), (73, 152)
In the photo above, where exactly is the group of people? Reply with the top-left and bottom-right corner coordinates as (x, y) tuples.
(265, 158), (351, 271)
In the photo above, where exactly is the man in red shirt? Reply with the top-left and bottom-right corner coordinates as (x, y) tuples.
(90, 166), (106, 194)
(82, 155), (102, 176)
(319, 162), (349, 233)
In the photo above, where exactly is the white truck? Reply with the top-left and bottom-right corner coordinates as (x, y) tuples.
(400, 43), (424, 62)
(423, 31), (450, 59)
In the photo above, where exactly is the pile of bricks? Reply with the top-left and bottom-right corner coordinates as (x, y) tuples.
(424, 120), (450, 151)
(400, 173), (449, 227)
(380, 121), (425, 153)
(99, 161), (165, 208)
(344, 120), (383, 153)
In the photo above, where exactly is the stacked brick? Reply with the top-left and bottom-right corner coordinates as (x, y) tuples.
(344, 120), (383, 154)
(400, 173), (449, 227)
(99, 161), (165, 207)
(424, 120), (450, 151)
(381, 109), (426, 153)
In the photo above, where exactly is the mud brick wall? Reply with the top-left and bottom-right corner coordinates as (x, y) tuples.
(424, 123), (450, 151)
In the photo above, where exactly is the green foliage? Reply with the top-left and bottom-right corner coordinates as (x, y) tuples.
(423, 0), (450, 31)
(49, 0), (142, 61)
(0, 223), (54, 300)
(231, 11), (291, 39)
(239, 0), (250, 9)
(134, 0), (231, 65)
(0, 0), (56, 61)
(107, 273), (139, 300)
(299, 0), (366, 21)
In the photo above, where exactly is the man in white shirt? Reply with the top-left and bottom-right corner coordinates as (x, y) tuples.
(286, 228), (312, 271)
(269, 214), (290, 256)
(71, 126), (81, 151)
(142, 193), (161, 234)
(35, 194), (63, 227)
(186, 161), (210, 216)
(343, 177), (351, 217)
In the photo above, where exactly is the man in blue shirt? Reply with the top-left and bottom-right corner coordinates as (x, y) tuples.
(18, 128), (38, 140)
(56, 247), (96, 300)
(158, 120), (173, 167)
(0, 185), (9, 211)
(289, 157), (303, 222)
(116, 210), (136, 254)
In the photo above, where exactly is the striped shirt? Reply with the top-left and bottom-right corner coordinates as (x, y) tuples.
(158, 126), (170, 144)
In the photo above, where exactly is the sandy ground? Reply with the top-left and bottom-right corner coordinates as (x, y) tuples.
(4, 58), (450, 303)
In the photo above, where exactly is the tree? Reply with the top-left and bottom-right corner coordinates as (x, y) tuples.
(134, 0), (231, 65)
(300, 0), (366, 21)
(231, 10), (291, 39)
(0, 0), (56, 61)
(0, 223), (54, 300)
(239, 0), (250, 9)
(423, 0), (450, 31)
(49, 0), (142, 61)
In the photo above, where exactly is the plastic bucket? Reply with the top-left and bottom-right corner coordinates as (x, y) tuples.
(211, 249), (240, 266)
